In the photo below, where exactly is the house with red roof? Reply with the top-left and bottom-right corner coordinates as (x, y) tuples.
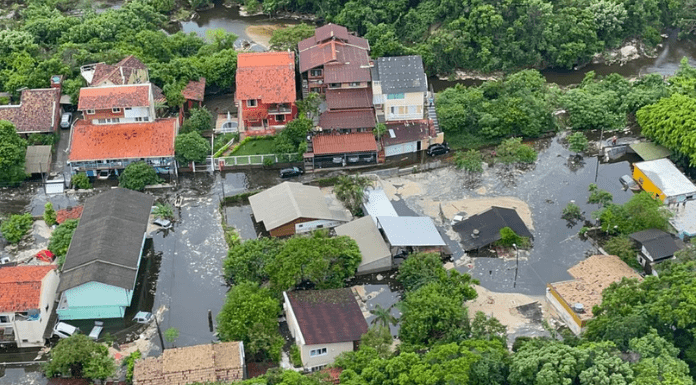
(283, 288), (367, 372)
(0, 265), (59, 348)
(304, 132), (378, 170)
(235, 52), (297, 138)
(298, 24), (371, 97)
(67, 118), (178, 177)
(78, 84), (155, 125)
(0, 76), (62, 136)
(80, 55), (149, 87)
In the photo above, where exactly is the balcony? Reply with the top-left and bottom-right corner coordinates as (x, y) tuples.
(0, 327), (15, 343)
(268, 104), (292, 114)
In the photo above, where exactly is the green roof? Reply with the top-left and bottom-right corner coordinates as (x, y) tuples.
(630, 142), (671, 161)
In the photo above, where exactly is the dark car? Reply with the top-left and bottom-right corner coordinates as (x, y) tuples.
(280, 167), (303, 178)
(60, 112), (73, 129)
(427, 143), (450, 156)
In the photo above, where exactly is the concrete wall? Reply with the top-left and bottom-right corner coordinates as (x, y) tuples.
(545, 285), (584, 335)
(58, 281), (133, 320)
(357, 256), (392, 275)
(301, 341), (354, 370)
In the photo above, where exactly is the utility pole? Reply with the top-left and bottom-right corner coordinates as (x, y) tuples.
(594, 127), (604, 183)
(513, 243), (519, 288)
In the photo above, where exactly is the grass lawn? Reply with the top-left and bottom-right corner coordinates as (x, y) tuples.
(232, 137), (275, 155)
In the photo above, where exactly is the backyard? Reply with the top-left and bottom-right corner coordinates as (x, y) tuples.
(232, 137), (275, 156)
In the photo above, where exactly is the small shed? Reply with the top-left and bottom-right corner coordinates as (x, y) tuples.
(376, 216), (446, 254)
(633, 158), (696, 205)
(630, 229), (684, 276)
(25, 145), (52, 175)
(452, 206), (533, 251)
(629, 142), (671, 161)
(335, 216), (392, 274)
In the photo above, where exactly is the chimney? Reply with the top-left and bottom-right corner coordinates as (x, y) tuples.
(471, 229), (480, 238)
(50, 75), (64, 90)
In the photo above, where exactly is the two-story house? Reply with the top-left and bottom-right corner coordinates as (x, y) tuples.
(298, 24), (371, 97)
(78, 84), (155, 124)
(0, 265), (59, 348)
(235, 52), (297, 138)
(284, 288), (368, 372)
(371, 56), (428, 123)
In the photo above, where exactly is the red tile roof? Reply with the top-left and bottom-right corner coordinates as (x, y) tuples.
(182, 77), (206, 101)
(78, 84), (151, 111)
(90, 55), (148, 86)
(236, 52), (296, 104)
(312, 132), (377, 155)
(382, 120), (433, 146)
(298, 25), (370, 74)
(0, 88), (61, 133)
(0, 265), (56, 312)
(324, 62), (371, 84)
(298, 24), (369, 52)
(56, 206), (83, 224)
(318, 109), (375, 130)
(286, 288), (368, 345)
(68, 118), (177, 161)
(326, 88), (373, 110)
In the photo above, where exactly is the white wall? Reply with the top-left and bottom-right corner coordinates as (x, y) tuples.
(13, 269), (59, 348)
(384, 92), (425, 121)
(301, 341), (354, 369)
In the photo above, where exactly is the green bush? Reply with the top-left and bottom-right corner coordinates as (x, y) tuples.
(223, 224), (241, 247)
(562, 202), (583, 221)
(27, 133), (58, 146)
(44, 202), (57, 226)
(71, 173), (91, 190)
(289, 344), (302, 367)
(497, 227), (530, 248)
(454, 149), (484, 173)
(48, 219), (79, 264)
(263, 157), (275, 167)
(119, 162), (161, 191)
(152, 202), (174, 220)
(604, 236), (641, 269)
(1, 213), (33, 244)
(495, 137), (538, 164)
(124, 350), (141, 383)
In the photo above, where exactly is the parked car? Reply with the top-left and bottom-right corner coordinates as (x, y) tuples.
(427, 143), (450, 156)
(280, 167), (303, 178)
(89, 321), (104, 340)
(97, 170), (111, 180)
(60, 112), (73, 129)
(153, 218), (172, 229)
(619, 175), (640, 191)
(53, 322), (79, 339)
(133, 311), (154, 324)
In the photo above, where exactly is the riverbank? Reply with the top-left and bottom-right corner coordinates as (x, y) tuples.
(245, 24), (290, 49)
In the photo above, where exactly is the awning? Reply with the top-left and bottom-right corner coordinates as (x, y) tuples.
(630, 142), (671, 161)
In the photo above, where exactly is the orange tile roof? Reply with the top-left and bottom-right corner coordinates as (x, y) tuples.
(0, 265), (56, 312)
(182, 78), (206, 101)
(312, 132), (377, 155)
(78, 84), (150, 110)
(0, 88), (61, 133)
(68, 119), (178, 161)
(56, 206), (83, 224)
(236, 52), (296, 104)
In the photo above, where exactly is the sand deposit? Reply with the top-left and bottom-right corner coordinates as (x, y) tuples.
(467, 285), (546, 332)
(245, 25), (291, 49)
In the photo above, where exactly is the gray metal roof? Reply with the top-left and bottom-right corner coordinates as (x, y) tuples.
(630, 142), (670, 161)
(249, 182), (350, 232)
(25, 145), (52, 174)
(374, 56), (428, 95)
(335, 216), (391, 269)
(634, 159), (696, 197)
(377, 216), (446, 247)
(362, 187), (398, 226)
(629, 229), (683, 261)
(58, 188), (155, 292)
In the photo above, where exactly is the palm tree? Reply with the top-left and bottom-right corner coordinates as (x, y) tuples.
(370, 304), (397, 328)
(334, 175), (373, 216)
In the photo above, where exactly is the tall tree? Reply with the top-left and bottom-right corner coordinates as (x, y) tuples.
(44, 334), (115, 380)
(0, 120), (28, 185)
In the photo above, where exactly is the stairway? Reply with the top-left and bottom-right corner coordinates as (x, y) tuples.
(427, 99), (440, 133)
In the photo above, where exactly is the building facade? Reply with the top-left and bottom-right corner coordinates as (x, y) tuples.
(371, 56), (428, 123)
(78, 84), (155, 125)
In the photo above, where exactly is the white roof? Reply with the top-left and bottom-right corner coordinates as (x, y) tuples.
(362, 187), (398, 225)
(634, 158), (696, 197)
(377, 216), (446, 247)
(249, 182), (350, 231)
(335, 216), (391, 267)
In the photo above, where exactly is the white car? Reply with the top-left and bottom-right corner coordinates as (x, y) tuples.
(133, 311), (154, 324)
(53, 322), (79, 339)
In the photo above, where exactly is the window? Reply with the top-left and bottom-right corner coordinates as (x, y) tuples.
(276, 114), (285, 122)
(125, 107), (132, 111)
(98, 119), (106, 124)
(112, 107), (121, 113)
(247, 99), (257, 107)
(349, 82), (360, 87)
(112, 118), (120, 123)
(329, 83), (341, 88)
(310, 348), (327, 357)
(86, 109), (95, 115)
(135, 117), (144, 122)
(310, 69), (322, 77)
(0, 316), (9, 323)
(310, 88), (322, 93)
(311, 365), (327, 372)
(387, 93), (405, 100)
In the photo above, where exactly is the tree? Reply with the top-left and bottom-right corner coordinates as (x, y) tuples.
(296, 92), (322, 120)
(562, 202), (583, 221)
(454, 149), (484, 173)
(175, 131), (211, 164)
(636, 93), (696, 166)
(359, 326), (393, 358)
(568, 132), (589, 154)
(0, 120), (28, 185)
(164, 327), (179, 346)
(588, 183), (613, 207)
(223, 237), (282, 285)
(273, 117), (313, 154)
(269, 23), (315, 51)
(373, 123), (387, 140)
(71, 173), (91, 190)
(1, 213), (33, 244)
(495, 138), (538, 164)
(334, 175), (373, 216)
(217, 282), (283, 362)
(369, 304), (396, 328)
(152, 202), (174, 220)
(397, 252), (445, 293)
(497, 227), (529, 247)
(470, 311), (507, 345)
(44, 202), (57, 226)
(604, 236), (639, 267)
(180, 107), (213, 134)
(629, 330), (694, 384)
(48, 219), (79, 268)
(119, 162), (161, 191)
(44, 334), (115, 380)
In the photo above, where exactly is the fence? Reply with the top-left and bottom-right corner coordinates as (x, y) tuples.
(218, 153), (297, 167)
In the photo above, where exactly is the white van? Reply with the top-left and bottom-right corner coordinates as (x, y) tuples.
(53, 322), (79, 339)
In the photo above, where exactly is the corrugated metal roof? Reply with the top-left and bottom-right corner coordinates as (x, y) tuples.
(312, 132), (377, 155)
(362, 187), (398, 226)
(382, 120), (430, 146)
(318, 109), (376, 130)
(325, 88), (373, 110)
(335, 217), (391, 269)
(377, 216), (446, 247)
(25, 145), (52, 174)
(248, 182), (350, 232)
(374, 56), (427, 95)
(630, 142), (671, 161)
(635, 158), (696, 197)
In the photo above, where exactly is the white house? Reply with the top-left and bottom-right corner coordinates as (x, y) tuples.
(371, 56), (428, 123)
(0, 265), (59, 348)
(283, 288), (368, 372)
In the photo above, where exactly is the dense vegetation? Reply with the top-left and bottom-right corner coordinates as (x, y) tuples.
(0, 121), (27, 185)
(43, 334), (115, 380)
(0, 213), (33, 244)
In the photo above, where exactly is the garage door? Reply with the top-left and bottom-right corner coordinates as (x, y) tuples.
(385, 142), (418, 157)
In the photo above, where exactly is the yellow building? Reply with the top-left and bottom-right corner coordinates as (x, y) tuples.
(632, 158), (696, 205)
